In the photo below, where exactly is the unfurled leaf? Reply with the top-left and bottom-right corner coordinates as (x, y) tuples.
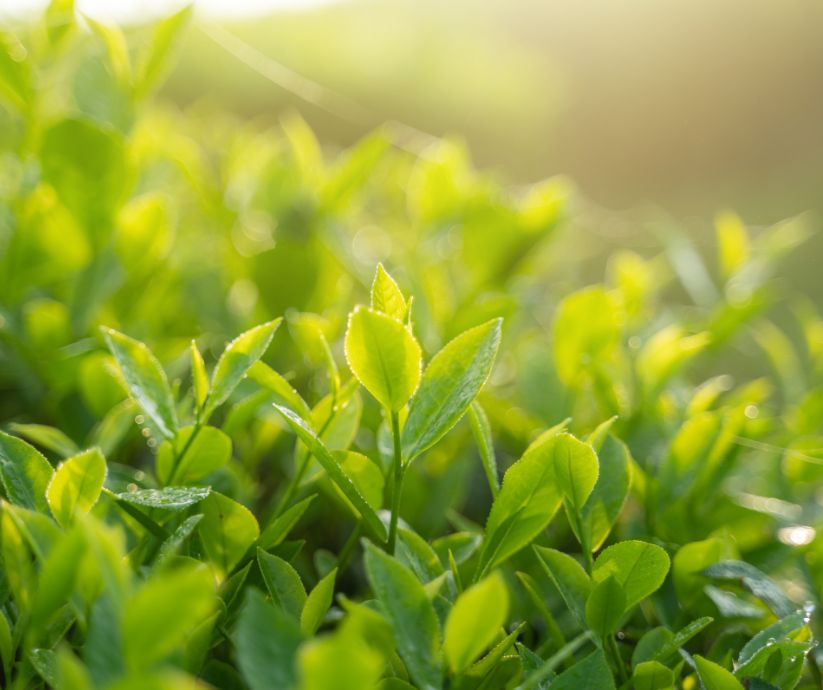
(694, 655), (745, 690)
(476, 424), (567, 578)
(580, 433), (630, 551)
(546, 649), (615, 690)
(444, 571), (509, 673)
(554, 432), (599, 515)
(593, 541), (670, 610)
(344, 306), (421, 412)
(46, 448), (106, 527)
(235, 589), (301, 690)
(257, 548), (307, 620)
(301, 568), (337, 635)
(297, 626), (383, 690)
(190, 341), (209, 411)
(134, 4), (193, 100)
(468, 401), (499, 497)
(585, 574), (625, 638)
(199, 491), (259, 577)
(103, 328), (178, 438)
(364, 542), (442, 690)
(402, 318), (502, 461)
(371, 264), (407, 321)
(534, 546), (591, 625)
(0, 431), (55, 514)
(122, 564), (215, 670)
(259, 494), (316, 550)
(632, 661), (675, 690)
(204, 319), (282, 421)
(116, 486), (210, 511)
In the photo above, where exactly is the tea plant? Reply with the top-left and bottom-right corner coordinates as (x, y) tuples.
(1, 3), (823, 690)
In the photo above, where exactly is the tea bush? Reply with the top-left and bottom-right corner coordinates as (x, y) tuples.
(0, 4), (822, 690)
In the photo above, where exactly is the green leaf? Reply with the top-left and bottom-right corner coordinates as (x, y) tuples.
(371, 263), (407, 321)
(344, 306), (422, 412)
(331, 451), (384, 513)
(553, 286), (621, 385)
(199, 491), (260, 577)
(191, 341), (209, 412)
(273, 404), (387, 542)
(547, 649), (615, 690)
(248, 362), (312, 419)
(476, 425), (567, 577)
(702, 560), (794, 617)
(301, 567), (337, 635)
(580, 433), (631, 551)
(0, 31), (32, 111)
(297, 626), (383, 690)
(653, 617), (714, 663)
(134, 4), (193, 100)
(103, 327), (178, 438)
(30, 524), (86, 634)
(444, 571), (509, 673)
(0, 431), (55, 513)
(155, 515), (203, 568)
(122, 564), (215, 670)
(235, 589), (302, 690)
(534, 546), (592, 625)
(363, 541), (443, 690)
(116, 486), (210, 511)
(402, 318), (502, 461)
(46, 448), (107, 527)
(204, 319), (282, 421)
(632, 661), (675, 690)
(259, 494), (316, 550)
(257, 548), (307, 621)
(85, 15), (132, 87)
(585, 574), (625, 638)
(735, 609), (810, 677)
(716, 211), (750, 280)
(554, 432), (599, 516)
(468, 401), (499, 497)
(155, 425), (232, 485)
(593, 541), (670, 610)
(8, 423), (80, 459)
(694, 655), (745, 690)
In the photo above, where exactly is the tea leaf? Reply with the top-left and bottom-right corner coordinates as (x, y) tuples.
(103, 328), (178, 438)
(46, 448), (107, 527)
(204, 319), (282, 421)
(344, 306), (422, 412)
(593, 541), (670, 610)
(0, 430), (55, 513)
(694, 655), (745, 690)
(402, 318), (502, 461)
(534, 546), (592, 625)
(364, 542), (443, 690)
(199, 491), (260, 577)
(585, 574), (625, 638)
(444, 570), (509, 673)
(257, 548), (307, 620)
(301, 567), (337, 635)
(371, 264), (407, 321)
(155, 425), (232, 485)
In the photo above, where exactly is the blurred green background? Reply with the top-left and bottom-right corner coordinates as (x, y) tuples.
(161, 0), (823, 299)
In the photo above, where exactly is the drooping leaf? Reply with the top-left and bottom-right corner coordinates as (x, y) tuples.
(444, 570), (509, 673)
(103, 327), (178, 438)
(363, 542), (442, 690)
(46, 448), (107, 527)
(116, 486), (210, 511)
(402, 318), (502, 461)
(344, 306), (422, 412)
(273, 404), (386, 541)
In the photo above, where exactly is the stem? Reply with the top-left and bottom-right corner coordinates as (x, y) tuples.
(387, 410), (404, 554)
(607, 635), (628, 685)
(166, 422), (202, 486)
(335, 524), (362, 573)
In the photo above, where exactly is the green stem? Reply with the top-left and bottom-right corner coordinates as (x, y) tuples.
(387, 410), (404, 554)
(607, 635), (628, 685)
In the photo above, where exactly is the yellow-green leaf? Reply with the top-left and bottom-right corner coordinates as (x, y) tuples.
(46, 448), (107, 527)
